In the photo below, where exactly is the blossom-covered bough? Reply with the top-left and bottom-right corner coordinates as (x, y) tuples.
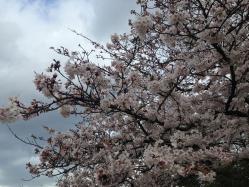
(1, 0), (249, 186)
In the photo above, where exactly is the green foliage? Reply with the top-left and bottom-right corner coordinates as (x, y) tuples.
(208, 160), (249, 187)
(179, 160), (249, 187)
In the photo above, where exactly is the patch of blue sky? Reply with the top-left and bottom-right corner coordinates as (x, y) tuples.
(25, 0), (58, 7)
(20, 0), (59, 22)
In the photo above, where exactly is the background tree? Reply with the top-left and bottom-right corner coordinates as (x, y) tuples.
(1, 0), (249, 186)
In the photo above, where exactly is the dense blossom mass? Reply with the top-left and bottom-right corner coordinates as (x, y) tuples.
(1, 0), (249, 186)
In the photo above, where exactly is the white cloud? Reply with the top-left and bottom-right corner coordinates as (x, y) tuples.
(0, 0), (96, 102)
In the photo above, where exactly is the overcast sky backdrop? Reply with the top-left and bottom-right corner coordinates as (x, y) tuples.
(0, 0), (137, 186)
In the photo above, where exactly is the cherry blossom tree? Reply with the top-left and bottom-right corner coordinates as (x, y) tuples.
(1, 0), (249, 186)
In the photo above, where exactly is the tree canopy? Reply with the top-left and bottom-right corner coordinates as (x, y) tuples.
(1, 0), (249, 186)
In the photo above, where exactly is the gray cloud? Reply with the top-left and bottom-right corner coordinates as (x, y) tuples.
(0, 22), (23, 66)
(0, 111), (79, 187)
(89, 0), (137, 41)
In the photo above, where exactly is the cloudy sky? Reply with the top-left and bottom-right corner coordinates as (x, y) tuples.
(0, 0), (137, 186)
